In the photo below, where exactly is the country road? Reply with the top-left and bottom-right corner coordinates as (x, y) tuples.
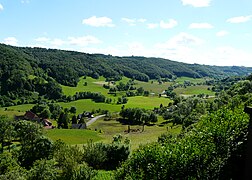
(86, 114), (106, 126)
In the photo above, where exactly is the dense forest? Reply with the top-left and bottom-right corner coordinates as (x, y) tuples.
(1, 43), (252, 107)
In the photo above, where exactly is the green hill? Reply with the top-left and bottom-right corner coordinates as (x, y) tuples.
(1, 43), (252, 106)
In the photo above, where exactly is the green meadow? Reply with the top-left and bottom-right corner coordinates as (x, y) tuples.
(61, 76), (109, 96)
(58, 96), (172, 114)
(0, 76), (209, 150)
(174, 85), (215, 96)
(44, 129), (103, 145)
(134, 80), (172, 95)
(175, 76), (208, 84)
(88, 116), (181, 150)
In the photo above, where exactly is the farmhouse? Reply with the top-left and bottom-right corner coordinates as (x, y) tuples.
(24, 111), (40, 122)
(77, 112), (94, 120)
(24, 111), (54, 129)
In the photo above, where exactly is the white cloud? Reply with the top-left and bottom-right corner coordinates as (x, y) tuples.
(189, 23), (213, 29)
(82, 16), (115, 27)
(214, 46), (252, 66)
(168, 32), (203, 46)
(216, 30), (229, 37)
(160, 19), (178, 29)
(35, 37), (50, 42)
(33, 35), (102, 49)
(227, 15), (252, 23)
(121, 18), (136, 26)
(0, 3), (3, 11)
(68, 36), (102, 46)
(3, 37), (18, 46)
(138, 18), (147, 23)
(147, 23), (159, 29)
(181, 0), (211, 7)
(127, 42), (146, 56)
(50, 39), (65, 46)
(121, 18), (146, 26)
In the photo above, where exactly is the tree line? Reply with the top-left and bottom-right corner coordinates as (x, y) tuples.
(114, 74), (252, 179)
(0, 116), (130, 179)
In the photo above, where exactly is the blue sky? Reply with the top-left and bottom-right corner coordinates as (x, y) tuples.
(0, 0), (252, 66)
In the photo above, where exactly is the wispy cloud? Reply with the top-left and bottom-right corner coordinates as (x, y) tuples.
(160, 19), (178, 29)
(216, 30), (229, 37)
(189, 23), (214, 29)
(68, 36), (102, 46)
(147, 23), (159, 29)
(35, 37), (50, 42)
(82, 16), (115, 27)
(50, 39), (65, 46)
(181, 0), (211, 7)
(0, 3), (3, 11)
(33, 35), (102, 48)
(147, 19), (178, 29)
(3, 37), (18, 46)
(227, 15), (252, 23)
(121, 18), (146, 26)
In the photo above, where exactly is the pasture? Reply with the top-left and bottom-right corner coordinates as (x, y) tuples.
(134, 80), (172, 95)
(58, 96), (172, 114)
(89, 116), (181, 150)
(61, 76), (109, 96)
(175, 76), (208, 84)
(174, 85), (215, 96)
(45, 129), (103, 144)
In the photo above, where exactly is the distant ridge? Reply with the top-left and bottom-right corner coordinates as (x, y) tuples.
(1, 43), (252, 88)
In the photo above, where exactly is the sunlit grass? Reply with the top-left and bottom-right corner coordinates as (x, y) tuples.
(175, 76), (208, 84)
(89, 116), (181, 150)
(45, 129), (103, 145)
(174, 85), (215, 96)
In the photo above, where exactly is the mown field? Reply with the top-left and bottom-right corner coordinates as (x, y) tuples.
(61, 76), (173, 97)
(175, 76), (210, 84)
(44, 129), (103, 144)
(61, 76), (109, 96)
(88, 116), (181, 150)
(174, 85), (215, 96)
(44, 116), (181, 150)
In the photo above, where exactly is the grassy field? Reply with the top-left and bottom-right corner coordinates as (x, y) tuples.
(126, 96), (172, 109)
(61, 76), (109, 96)
(45, 129), (103, 145)
(62, 76), (172, 97)
(175, 77), (208, 84)
(59, 99), (122, 114)
(89, 116), (181, 150)
(58, 96), (172, 114)
(174, 85), (215, 96)
(0, 104), (34, 118)
(134, 80), (172, 95)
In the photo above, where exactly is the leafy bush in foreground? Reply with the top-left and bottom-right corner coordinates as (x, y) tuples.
(115, 107), (248, 179)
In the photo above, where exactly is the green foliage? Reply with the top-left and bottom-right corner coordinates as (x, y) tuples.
(27, 159), (58, 180)
(18, 136), (54, 168)
(69, 106), (77, 114)
(52, 140), (97, 179)
(0, 116), (15, 152)
(161, 96), (207, 128)
(0, 152), (20, 175)
(82, 137), (130, 170)
(115, 107), (249, 179)
(120, 107), (158, 125)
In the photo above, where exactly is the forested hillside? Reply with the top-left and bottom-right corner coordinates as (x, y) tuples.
(1, 43), (252, 106)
